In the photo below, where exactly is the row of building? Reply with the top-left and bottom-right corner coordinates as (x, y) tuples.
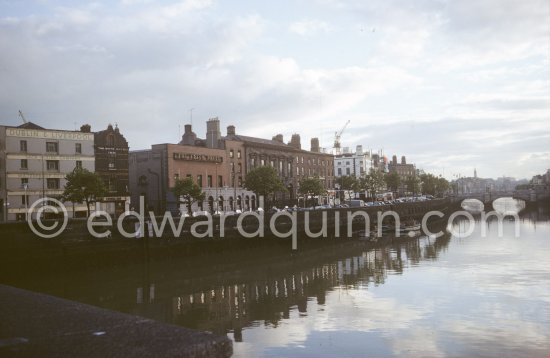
(0, 117), (417, 220)
(0, 122), (129, 221)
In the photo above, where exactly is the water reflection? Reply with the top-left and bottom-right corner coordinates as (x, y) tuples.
(5, 200), (550, 357)
(126, 235), (453, 341)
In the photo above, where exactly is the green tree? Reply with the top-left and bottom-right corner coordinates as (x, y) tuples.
(363, 169), (386, 200)
(172, 177), (205, 214)
(62, 168), (107, 216)
(244, 166), (286, 207)
(405, 175), (421, 196)
(420, 173), (450, 197)
(299, 176), (326, 209)
(435, 177), (450, 197)
(384, 172), (401, 193)
(336, 175), (358, 201)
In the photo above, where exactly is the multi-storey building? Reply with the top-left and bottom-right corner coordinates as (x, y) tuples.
(129, 118), (335, 213)
(334, 145), (372, 178)
(388, 155), (416, 196)
(94, 124), (130, 216)
(0, 122), (94, 221)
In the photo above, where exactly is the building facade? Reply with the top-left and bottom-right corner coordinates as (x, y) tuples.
(388, 155), (416, 196)
(334, 145), (372, 178)
(0, 122), (94, 221)
(129, 118), (336, 213)
(94, 124), (130, 216)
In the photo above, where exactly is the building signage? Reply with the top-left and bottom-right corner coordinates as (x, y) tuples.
(173, 152), (224, 163)
(6, 128), (94, 141)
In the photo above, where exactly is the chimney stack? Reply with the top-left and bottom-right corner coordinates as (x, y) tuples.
(272, 134), (284, 143)
(227, 125), (235, 136)
(206, 117), (221, 149)
(311, 138), (320, 152)
(289, 134), (301, 149)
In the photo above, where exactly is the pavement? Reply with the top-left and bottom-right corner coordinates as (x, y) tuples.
(0, 284), (232, 357)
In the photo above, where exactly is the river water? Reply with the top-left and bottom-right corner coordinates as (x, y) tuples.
(6, 199), (550, 357)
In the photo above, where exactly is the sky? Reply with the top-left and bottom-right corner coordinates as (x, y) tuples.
(1, 0), (549, 180)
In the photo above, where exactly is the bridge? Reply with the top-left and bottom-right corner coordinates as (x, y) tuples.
(451, 189), (550, 204)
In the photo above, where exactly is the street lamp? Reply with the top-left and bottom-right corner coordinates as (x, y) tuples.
(23, 183), (28, 221)
(215, 162), (219, 214)
(147, 169), (160, 213)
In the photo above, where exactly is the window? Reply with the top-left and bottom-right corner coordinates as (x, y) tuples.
(238, 163), (242, 173)
(197, 175), (203, 187)
(108, 151), (116, 169)
(218, 175), (223, 187)
(260, 158), (265, 166)
(20, 159), (28, 170)
(174, 173), (179, 180)
(22, 195), (29, 205)
(270, 159), (275, 168)
(297, 167), (300, 175)
(46, 142), (58, 153)
(279, 161), (283, 173)
(338, 168), (342, 175)
(47, 178), (60, 189)
(237, 150), (241, 159)
(46, 160), (59, 171)
(21, 178), (29, 189)
(108, 177), (116, 192)
(301, 157), (304, 164)
(20, 140), (27, 152)
(207, 175), (212, 187)
(251, 157), (256, 168)
(75, 143), (82, 154)
(346, 168), (351, 175)
(230, 162), (235, 173)
(107, 135), (114, 147)
(229, 149), (234, 158)
(75, 160), (82, 169)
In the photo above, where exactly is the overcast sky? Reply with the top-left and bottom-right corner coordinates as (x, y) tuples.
(1, 0), (549, 180)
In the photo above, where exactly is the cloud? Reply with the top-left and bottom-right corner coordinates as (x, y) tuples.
(0, 0), (548, 179)
(289, 19), (332, 36)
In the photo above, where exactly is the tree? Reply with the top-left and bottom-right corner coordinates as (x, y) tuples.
(420, 173), (450, 197)
(299, 176), (326, 209)
(384, 172), (401, 193)
(405, 175), (421, 196)
(336, 175), (357, 201)
(363, 169), (386, 200)
(244, 166), (286, 207)
(435, 177), (450, 197)
(62, 168), (107, 217)
(172, 177), (205, 214)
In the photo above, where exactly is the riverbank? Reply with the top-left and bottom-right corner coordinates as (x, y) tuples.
(0, 200), (450, 278)
(0, 284), (232, 357)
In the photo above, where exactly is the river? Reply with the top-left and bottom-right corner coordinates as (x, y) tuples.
(5, 199), (550, 357)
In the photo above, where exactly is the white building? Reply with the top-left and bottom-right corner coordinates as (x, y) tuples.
(334, 145), (373, 178)
(0, 122), (95, 221)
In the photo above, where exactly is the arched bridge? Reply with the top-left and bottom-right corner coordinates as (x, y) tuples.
(451, 189), (550, 204)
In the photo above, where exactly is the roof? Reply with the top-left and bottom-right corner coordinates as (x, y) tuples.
(233, 134), (291, 148)
(17, 122), (45, 130)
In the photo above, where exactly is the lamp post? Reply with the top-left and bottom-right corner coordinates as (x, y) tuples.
(215, 163), (219, 214)
(23, 183), (28, 221)
(147, 169), (160, 213)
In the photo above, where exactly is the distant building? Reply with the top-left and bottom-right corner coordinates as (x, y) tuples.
(334, 145), (372, 179)
(94, 124), (130, 216)
(388, 155), (416, 196)
(0, 122), (94, 221)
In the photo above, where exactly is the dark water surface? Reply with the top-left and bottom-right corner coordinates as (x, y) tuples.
(5, 199), (550, 357)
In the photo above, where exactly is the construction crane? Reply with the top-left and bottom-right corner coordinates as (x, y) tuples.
(18, 110), (28, 124)
(333, 120), (350, 155)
